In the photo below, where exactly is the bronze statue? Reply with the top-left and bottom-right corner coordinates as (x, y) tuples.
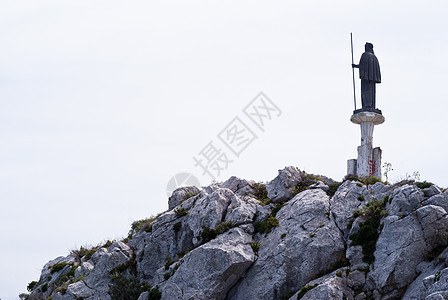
(352, 42), (381, 112)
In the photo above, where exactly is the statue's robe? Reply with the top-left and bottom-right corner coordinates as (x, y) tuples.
(359, 51), (381, 110)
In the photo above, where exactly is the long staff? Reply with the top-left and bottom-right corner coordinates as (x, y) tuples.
(350, 33), (357, 110)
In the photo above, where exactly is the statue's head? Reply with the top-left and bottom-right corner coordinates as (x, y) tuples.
(365, 42), (374, 53)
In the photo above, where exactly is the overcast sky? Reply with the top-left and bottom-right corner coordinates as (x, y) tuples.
(1, 1), (448, 298)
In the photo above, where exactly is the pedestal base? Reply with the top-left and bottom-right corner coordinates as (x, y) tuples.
(347, 111), (384, 180)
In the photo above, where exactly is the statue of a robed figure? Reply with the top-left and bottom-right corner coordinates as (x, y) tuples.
(347, 37), (385, 180)
(352, 42), (382, 114)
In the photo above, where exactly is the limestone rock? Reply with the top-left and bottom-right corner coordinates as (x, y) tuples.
(368, 205), (448, 296)
(423, 193), (448, 213)
(228, 189), (345, 299)
(220, 176), (256, 196)
(25, 168), (448, 300)
(168, 186), (200, 210)
(426, 291), (448, 300)
(388, 184), (424, 217)
(423, 185), (442, 198)
(161, 227), (255, 300)
(309, 180), (329, 192)
(82, 242), (133, 298)
(223, 192), (257, 226)
(297, 276), (354, 300)
(266, 166), (302, 203)
(330, 180), (371, 239)
(131, 187), (239, 284)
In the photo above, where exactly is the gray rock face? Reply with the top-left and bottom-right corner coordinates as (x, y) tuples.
(368, 205), (448, 296)
(228, 189), (345, 299)
(388, 184), (424, 217)
(309, 180), (329, 192)
(266, 166), (302, 202)
(423, 192), (448, 213)
(26, 168), (448, 300)
(168, 186), (200, 210)
(220, 176), (256, 196)
(161, 227), (255, 300)
(423, 185), (442, 198)
(330, 180), (371, 239)
(295, 274), (354, 300)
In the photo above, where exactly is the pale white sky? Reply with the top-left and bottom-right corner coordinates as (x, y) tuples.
(1, 1), (447, 298)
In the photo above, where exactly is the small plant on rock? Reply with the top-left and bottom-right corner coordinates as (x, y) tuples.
(296, 283), (319, 299)
(254, 216), (279, 235)
(416, 181), (434, 189)
(250, 241), (260, 254)
(326, 181), (342, 197)
(350, 198), (387, 264)
(27, 281), (38, 292)
(174, 206), (188, 217)
(252, 182), (271, 205)
(173, 222), (182, 233)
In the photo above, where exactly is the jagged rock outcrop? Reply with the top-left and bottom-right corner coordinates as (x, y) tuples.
(266, 166), (302, 202)
(25, 167), (448, 300)
(228, 189), (346, 299)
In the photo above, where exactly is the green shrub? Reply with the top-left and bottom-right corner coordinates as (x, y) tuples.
(350, 199), (387, 264)
(357, 265), (370, 274)
(129, 214), (161, 236)
(347, 219), (354, 229)
(27, 280), (38, 292)
(109, 255), (137, 276)
(250, 241), (260, 254)
(41, 283), (48, 292)
(163, 272), (171, 280)
(292, 174), (318, 196)
(326, 182), (342, 197)
(108, 273), (152, 300)
(147, 286), (162, 300)
(184, 190), (200, 199)
(215, 221), (234, 234)
(177, 251), (188, 258)
(357, 195), (365, 201)
(344, 174), (360, 182)
(416, 181), (434, 189)
(254, 216), (279, 235)
(271, 204), (284, 217)
(297, 284), (319, 299)
(51, 262), (73, 274)
(173, 222), (182, 233)
(252, 182), (270, 204)
(174, 206), (188, 217)
(281, 233), (287, 239)
(200, 222), (234, 243)
(359, 176), (382, 185)
(19, 294), (30, 300)
(58, 265), (77, 284)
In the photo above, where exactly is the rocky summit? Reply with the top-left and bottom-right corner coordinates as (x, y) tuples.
(25, 166), (448, 300)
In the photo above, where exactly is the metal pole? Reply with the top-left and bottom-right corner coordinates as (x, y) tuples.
(351, 33), (357, 111)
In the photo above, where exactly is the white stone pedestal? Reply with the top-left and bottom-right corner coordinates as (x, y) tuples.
(347, 111), (385, 179)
